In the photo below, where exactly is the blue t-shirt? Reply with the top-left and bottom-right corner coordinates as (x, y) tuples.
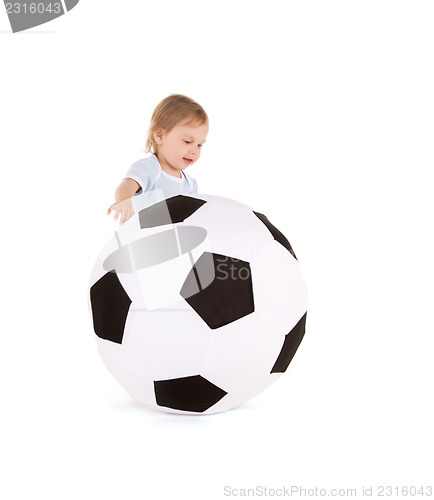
(124, 154), (198, 211)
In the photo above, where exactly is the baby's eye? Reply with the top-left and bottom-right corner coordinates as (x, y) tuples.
(183, 140), (191, 144)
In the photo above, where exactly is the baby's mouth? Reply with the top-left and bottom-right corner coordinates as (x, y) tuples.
(183, 158), (193, 165)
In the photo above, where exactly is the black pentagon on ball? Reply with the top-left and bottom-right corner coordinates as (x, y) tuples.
(271, 312), (307, 373)
(139, 195), (207, 228)
(89, 271), (132, 344)
(180, 252), (255, 329)
(253, 212), (297, 260)
(154, 375), (227, 413)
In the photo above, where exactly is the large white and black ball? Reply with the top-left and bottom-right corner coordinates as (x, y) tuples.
(89, 194), (307, 414)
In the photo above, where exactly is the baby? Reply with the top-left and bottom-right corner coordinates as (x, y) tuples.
(107, 94), (209, 224)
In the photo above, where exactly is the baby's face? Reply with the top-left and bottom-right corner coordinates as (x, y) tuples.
(156, 121), (209, 172)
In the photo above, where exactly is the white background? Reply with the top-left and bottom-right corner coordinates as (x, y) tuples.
(1, 1), (433, 499)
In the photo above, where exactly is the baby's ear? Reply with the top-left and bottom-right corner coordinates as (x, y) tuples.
(153, 128), (165, 144)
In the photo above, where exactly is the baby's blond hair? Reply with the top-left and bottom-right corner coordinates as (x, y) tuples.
(145, 94), (208, 155)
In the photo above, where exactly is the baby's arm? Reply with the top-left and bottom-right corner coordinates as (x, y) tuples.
(107, 178), (140, 224)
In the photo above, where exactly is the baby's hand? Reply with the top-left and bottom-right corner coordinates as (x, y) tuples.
(107, 198), (134, 225)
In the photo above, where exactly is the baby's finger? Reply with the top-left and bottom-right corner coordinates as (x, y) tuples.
(107, 202), (118, 216)
(120, 211), (128, 225)
(120, 209), (133, 225)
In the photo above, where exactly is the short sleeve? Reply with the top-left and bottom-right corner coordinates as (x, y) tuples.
(124, 157), (160, 194)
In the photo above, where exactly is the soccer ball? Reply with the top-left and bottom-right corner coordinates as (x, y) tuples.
(89, 194), (307, 414)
